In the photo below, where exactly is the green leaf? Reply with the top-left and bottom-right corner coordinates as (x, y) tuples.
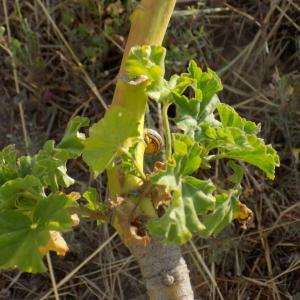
(33, 141), (75, 190)
(83, 187), (106, 212)
(125, 45), (166, 81)
(173, 60), (223, 137)
(125, 46), (195, 104)
(0, 175), (44, 211)
(217, 103), (259, 134)
(201, 187), (241, 237)
(58, 116), (90, 158)
(221, 133), (279, 180)
(0, 193), (75, 273)
(33, 193), (77, 231)
(17, 155), (33, 177)
(83, 107), (140, 176)
(0, 210), (48, 273)
(148, 134), (215, 244)
(198, 124), (279, 179)
(227, 160), (244, 184)
(147, 190), (195, 244)
(182, 176), (216, 214)
(0, 145), (18, 186)
(150, 134), (202, 190)
(173, 134), (202, 176)
(188, 60), (223, 103)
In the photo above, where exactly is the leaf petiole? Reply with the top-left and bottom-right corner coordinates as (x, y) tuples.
(162, 103), (172, 162)
(119, 147), (146, 181)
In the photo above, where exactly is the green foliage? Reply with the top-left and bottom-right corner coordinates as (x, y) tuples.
(148, 134), (216, 244)
(0, 117), (87, 272)
(227, 160), (244, 185)
(0, 193), (76, 273)
(0, 44), (280, 273)
(201, 188), (241, 237)
(126, 45), (166, 81)
(58, 116), (90, 158)
(124, 45), (279, 244)
(83, 187), (108, 225)
(82, 107), (140, 177)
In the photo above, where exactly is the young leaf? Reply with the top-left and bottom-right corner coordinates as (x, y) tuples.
(83, 187), (107, 213)
(125, 45), (166, 81)
(33, 141), (75, 190)
(187, 60), (223, 103)
(173, 60), (223, 137)
(125, 46), (194, 104)
(173, 134), (202, 176)
(83, 107), (140, 176)
(58, 116), (90, 158)
(0, 175), (44, 211)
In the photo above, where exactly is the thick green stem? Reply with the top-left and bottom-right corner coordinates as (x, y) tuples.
(162, 104), (172, 162)
(108, 0), (176, 195)
(106, 1), (195, 299)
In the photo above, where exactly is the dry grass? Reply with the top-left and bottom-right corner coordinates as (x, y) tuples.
(0, 0), (299, 299)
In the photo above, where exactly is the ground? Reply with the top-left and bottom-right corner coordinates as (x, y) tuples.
(0, 0), (300, 299)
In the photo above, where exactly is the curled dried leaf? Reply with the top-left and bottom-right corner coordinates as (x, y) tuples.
(233, 202), (254, 230)
(154, 161), (167, 171)
(151, 184), (172, 210)
(71, 213), (80, 226)
(67, 191), (81, 202)
(39, 231), (69, 256)
(112, 199), (150, 247)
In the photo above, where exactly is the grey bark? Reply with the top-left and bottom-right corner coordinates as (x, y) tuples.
(130, 237), (194, 300)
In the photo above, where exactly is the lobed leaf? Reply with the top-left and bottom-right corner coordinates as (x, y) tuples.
(32, 141), (75, 190)
(197, 125), (279, 179)
(58, 116), (90, 158)
(201, 188), (241, 237)
(83, 187), (107, 215)
(0, 193), (77, 273)
(0, 175), (44, 211)
(227, 160), (244, 185)
(83, 107), (140, 176)
(148, 134), (216, 244)
(217, 103), (259, 134)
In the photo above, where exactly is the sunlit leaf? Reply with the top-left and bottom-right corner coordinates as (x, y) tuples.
(83, 107), (140, 176)
(58, 116), (90, 158)
(148, 134), (215, 244)
(33, 141), (75, 190)
(33, 193), (77, 231)
(227, 160), (244, 184)
(126, 45), (165, 81)
(83, 187), (107, 215)
(217, 103), (259, 134)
